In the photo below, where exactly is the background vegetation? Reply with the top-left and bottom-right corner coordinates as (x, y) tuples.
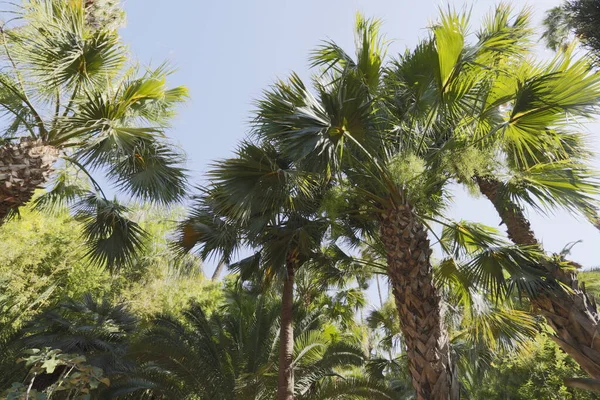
(2, 0), (600, 399)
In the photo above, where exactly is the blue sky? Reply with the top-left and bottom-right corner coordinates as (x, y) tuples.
(120, 0), (600, 281)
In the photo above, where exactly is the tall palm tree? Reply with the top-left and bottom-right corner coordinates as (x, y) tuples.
(368, 219), (542, 397)
(178, 142), (332, 400)
(250, 13), (468, 399)
(248, 7), (570, 398)
(466, 59), (600, 377)
(0, 0), (187, 267)
(410, 4), (600, 378)
(351, 2), (600, 381)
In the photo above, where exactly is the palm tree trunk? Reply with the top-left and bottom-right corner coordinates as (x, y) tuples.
(277, 255), (296, 400)
(380, 204), (458, 400)
(376, 274), (384, 307)
(84, 0), (124, 30)
(211, 262), (226, 281)
(475, 174), (600, 378)
(0, 138), (58, 222)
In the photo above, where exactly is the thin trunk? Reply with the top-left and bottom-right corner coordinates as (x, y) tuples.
(376, 274), (384, 307)
(476, 175), (600, 378)
(211, 262), (226, 281)
(380, 204), (459, 400)
(25, 373), (36, 400)
(277, 255), (296, 400)
(0, 138), (58, 222)
(475, 176), (537, 246)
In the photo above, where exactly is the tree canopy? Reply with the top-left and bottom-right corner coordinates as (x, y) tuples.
(3, 1), (600, 400)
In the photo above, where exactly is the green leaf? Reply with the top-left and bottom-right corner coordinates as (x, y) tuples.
(41, 357), (61, 373)
(434, 7), (467, 91)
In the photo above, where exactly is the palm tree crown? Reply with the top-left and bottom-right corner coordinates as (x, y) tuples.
(0, 0), (188, 269)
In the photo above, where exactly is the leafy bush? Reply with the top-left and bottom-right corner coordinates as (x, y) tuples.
(472, 334), (597, 400)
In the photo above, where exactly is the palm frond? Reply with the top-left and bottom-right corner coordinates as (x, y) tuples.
(311, 13), (386, 93)
(10, 0), (126, 92)
(74, 193), (147, 270)
(452, 299), (538, 354)
(107, 139), (187, 204)
(300, 376), (398, 400)
(440, 220), (505, 258)
(174, 191), (241, 263)
(208, 141), (321, 224)
(31, 166), (90, 213)
(475, 3), (533, 61)
(503, 160), (600, 218)
(499, 51), (600, 168)
(432, 6), (468, 93)
(253, 72), (339, 174)
(465, 245), (550, 300)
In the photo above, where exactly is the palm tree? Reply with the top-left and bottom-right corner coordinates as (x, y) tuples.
(178, 142), (332, 400)
(467, 65), (600, 377)
(109, 287), (396, 400)
(249, 7), (574, 397)
(543, 0), (600, 64)
(352, 2), (600, 381)
(0, 0), (187, 268)
(367, 220), (541, 396)
(250, 13), (469, 399)
(409, 4), (600, 378)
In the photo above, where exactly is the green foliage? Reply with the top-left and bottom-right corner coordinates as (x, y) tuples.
(19, 294), (137, 373)
(0, 204), (111, 328)
(0, 201), (220, 321)
(472, 335), (597, 400)
(107, 287), (395, 400)
(577, 269), (600, 303)
(116, 204), (223, 318)
(0, 201), (222, 394)
(543, 1), (600, 65)
(121, 267), (222, 318)
(3, 348), (110, 400)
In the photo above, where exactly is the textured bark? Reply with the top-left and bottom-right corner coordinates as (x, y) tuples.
(84, 0), (125, 31)
(476, 174), (600, 378)
(277, 256), (296, 400)
(381, 204), (458, 400)
(0, 138), (58, 222)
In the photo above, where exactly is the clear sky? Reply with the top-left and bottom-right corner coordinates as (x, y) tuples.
(119, 0), (599, 282)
